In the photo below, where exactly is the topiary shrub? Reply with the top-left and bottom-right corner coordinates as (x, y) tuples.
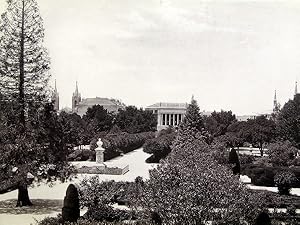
(151, 211), (162, 225)
(274, 171), (298, 195)
(228, 148), (240, 175)
(62, 184), (80, 223)
(255, 211), (271, 225)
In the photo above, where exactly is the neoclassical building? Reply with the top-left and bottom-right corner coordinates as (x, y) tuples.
(145, 102), (188, 131)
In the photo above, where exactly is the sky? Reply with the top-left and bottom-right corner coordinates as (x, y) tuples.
(0, 0), (299, 115)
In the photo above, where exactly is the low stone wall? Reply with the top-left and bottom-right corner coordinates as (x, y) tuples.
(76, 165), (129, 175)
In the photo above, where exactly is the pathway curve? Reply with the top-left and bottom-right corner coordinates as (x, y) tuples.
(0, 148), (156, 225)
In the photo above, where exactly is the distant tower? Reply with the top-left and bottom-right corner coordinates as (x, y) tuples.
(273, 90), (280, 115)
(72, 81), (81, 113)
(51, 80), (59, 111)
(295, 81), (298, 96)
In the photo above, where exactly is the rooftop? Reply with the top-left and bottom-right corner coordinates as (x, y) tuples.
(146, 102), (188, 109)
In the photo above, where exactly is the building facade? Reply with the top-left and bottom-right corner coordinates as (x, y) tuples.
(71, 82), (125, 116)
(146, 102), (188, 131)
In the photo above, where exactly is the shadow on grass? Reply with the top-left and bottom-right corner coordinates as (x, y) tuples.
(0, 199), (62, 215)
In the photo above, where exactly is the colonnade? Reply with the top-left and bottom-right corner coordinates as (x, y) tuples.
(158, 113), (184, 126)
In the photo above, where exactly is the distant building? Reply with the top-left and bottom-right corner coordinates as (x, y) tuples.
(146, 102), (188, 131)
(71, 82), (125, 117)
(51, 80), (59, 111)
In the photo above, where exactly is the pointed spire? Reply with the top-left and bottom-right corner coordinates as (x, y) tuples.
(54, 79), (57, 93)
(295, 81), (298, 96)
(274, 89), (277, 101)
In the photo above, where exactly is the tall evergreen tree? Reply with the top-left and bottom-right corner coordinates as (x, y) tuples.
(0, 0), (50, 129)
(0, 0), (70, 207)
(277, 94), (300, 149)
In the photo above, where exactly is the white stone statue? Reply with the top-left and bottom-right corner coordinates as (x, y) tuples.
(96, 138), (104, 150)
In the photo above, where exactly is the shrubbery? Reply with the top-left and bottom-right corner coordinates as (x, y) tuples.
(241, 164), (300, 188)
(72, 130), (155, 162)
(274, 171), (298, 195)
(267, 141), (299, 167)
(137, 99), (267, 224)
(143, 128), (176, 163)
(102, 132), (155, 161)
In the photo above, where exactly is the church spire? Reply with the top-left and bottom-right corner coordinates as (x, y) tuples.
(273, 89), (280, 116)
(295, 81), (298, 96)
(52, 79), (59, 111)
(54, 79), (57, 93)
(75, 81), (79, 95)
(72, 81), (81, 112)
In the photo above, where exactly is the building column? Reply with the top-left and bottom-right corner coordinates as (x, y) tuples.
(158, 113), (162, 126)
(173, 114), (175, 126)
(168, 114), (171, 126)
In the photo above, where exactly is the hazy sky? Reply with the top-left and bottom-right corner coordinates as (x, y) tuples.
(0, 0), (300, 115)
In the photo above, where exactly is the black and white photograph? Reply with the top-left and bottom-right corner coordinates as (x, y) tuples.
(0, 0), (300, 224)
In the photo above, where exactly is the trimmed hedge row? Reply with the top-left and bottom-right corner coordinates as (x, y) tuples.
(102, 132), (155, 161)
(241, 164), (300, 187)
(143, 131), (176, 163)
(68, 132), (155, 162)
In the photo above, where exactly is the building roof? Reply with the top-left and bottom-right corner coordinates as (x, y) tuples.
(79, 97), (119, 106)
(146, 102), (188, 109)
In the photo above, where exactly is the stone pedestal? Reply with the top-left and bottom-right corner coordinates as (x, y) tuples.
(95, 138), (106, 168)
(95, 149), (104, 164)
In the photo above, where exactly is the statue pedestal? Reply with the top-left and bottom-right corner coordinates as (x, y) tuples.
(70, 138), (129, 175)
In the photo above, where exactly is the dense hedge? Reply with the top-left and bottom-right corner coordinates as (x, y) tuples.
(241, 164), (300, 187)
(69, 132), (155, 162)
(67, 149), (95, 161)
(143, 129), (176, 163)
(102, 132), (155, 161)
(38, 217), (150, 225)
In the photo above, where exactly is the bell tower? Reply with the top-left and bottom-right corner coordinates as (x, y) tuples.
(72, 81), (81, 113)
(51, 79), (59, 111)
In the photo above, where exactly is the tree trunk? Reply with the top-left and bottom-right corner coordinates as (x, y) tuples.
(19, 0), (25, 129)
(16, 182), (33, 207)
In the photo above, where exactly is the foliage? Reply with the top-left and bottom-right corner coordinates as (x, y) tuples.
(274, 171), (298, 195)
(0, 0), (73, 204)
(83, 204), (134, 222)
(228, 148), (240, 175)
(215, 132), (244, 148)
(210, 140), (228, 165)
(243, 116), (277, 151)
(0, 0), (51, 105)
(83, 105), (114, 135)
(67, 149), (95, 161)
(58, 112), (91, 147)
(239, 154), (255, 165)
(38, 217), (150, 225)
(143, 127), (176, 163)
(204, 110), (236, 137)
(115, 106), (157, 133)
(102, 132), (155, 161)
(267, 141), (299, 167)
(78, 176), (144, 209)
(241, 164), (300, 187)
(277, 94), (300, 149)
(62, 184), (80, 222)
(138, 99), (266, 224)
